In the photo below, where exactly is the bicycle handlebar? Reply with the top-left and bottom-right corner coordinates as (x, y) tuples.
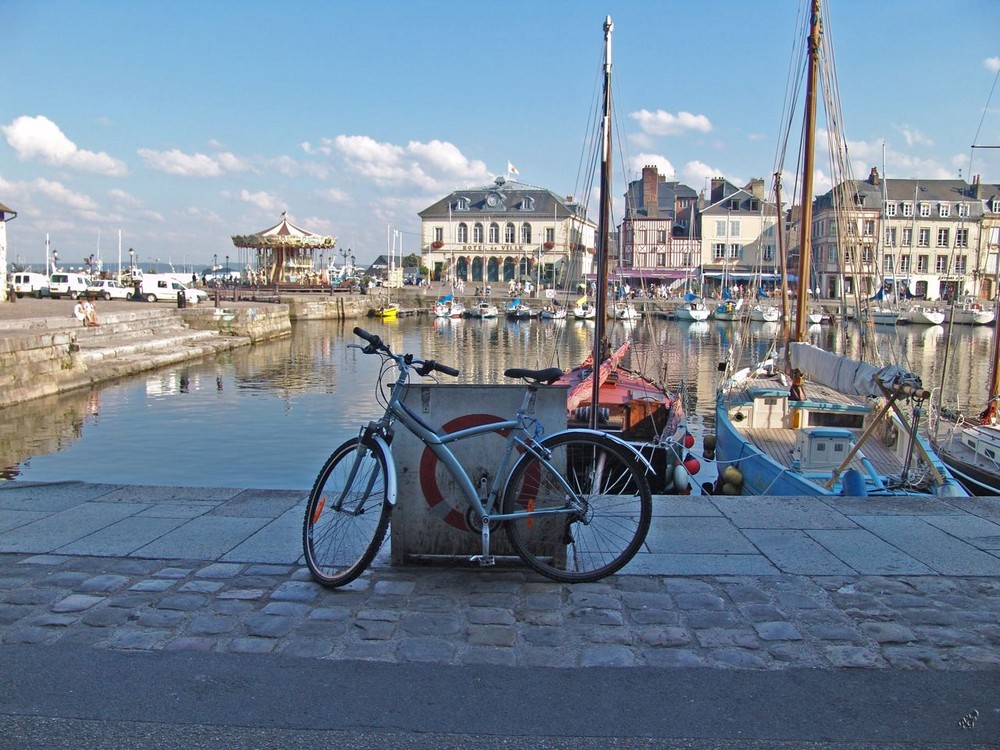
(353, 327), (459, 378)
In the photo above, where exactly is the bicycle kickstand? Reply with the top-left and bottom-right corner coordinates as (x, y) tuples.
(471, 516), (496, 567)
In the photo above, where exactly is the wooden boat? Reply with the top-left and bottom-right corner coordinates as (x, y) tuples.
(372, 303), (398, 319)
(555, 17), (689, 494)
(712, 0), (966, 499)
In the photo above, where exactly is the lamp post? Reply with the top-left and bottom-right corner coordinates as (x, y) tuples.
(213, 254), (217, 273)
(128, 248), (133, 273)
(52, 250), (59, 272)
(225, 255), (229, 275)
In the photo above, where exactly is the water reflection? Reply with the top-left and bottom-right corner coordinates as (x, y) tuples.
(2, 315), (993, 489)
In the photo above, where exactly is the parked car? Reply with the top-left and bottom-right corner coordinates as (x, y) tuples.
(138, 274), (209, 304)
(49, 272), (90, 299)
(84, 279), (133, 301)
(11, 272), (51, 298)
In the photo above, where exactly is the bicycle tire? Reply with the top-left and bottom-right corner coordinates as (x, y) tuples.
(302, 436), (392, 587)
(502, 431), (652, 583)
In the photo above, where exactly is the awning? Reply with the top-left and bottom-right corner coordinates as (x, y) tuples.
(702, 272), (797, 282)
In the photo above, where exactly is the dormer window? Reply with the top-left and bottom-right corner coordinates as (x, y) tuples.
(455, 197), (470, 211)
(884, 201), (897, 217)
(728, 199), (740, 210)
(958, 203), (969, 217)
(748, 199), (760, 212)
(902, 202), (913, 217)
(919, 202), (931, 217)
(939, 203), (950, 217)
(991, 198), (1000, 213)
(520, 196), (535, 211)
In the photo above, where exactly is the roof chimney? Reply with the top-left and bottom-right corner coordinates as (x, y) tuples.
(868, 167), (880, 186)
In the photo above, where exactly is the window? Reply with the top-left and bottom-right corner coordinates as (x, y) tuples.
(713, 243), (726, 260)
(433, 228), (443, 243)
(458, 223), (469, 243)
(917, 255), (928, 273)
(884, 202), (897, 217)
(715, 220), (726, 237)
(937, 228), (950, 247)
(902, 227), (912, 247)
(935, 255), (948, 273)
(657, 229), (667, 243)
(958, 203), (969, 217)
(545, 228), (555, 243)
(902, 202), (913, 217)
(883, 255), (894, 273)
(862, 245), (874, 263)
(861, 219), (874, 236)
(956, 228), (969, 248)
(729, 199), (740, 210)
(991, 198), (1000, 213)
(473, 223), (484, 243)
(955, 255), (967, 274)
(886, 227), (897, 246)
(455, 197), (470, 211)
(729, 220), (741, 237)
(918, 228), (930, 247)
(762, 247), (774, 262)
(728, 244), (741, 260)
(827, 245), (837, 264)
(899, 255), (910, 273)
(521, 197), (535, 211)
(504, 223), (516, 243)
(488, 223), (500, 243)
(938, 203), (950, 217)
(919, 203), (931, 217)
(520, 223), (531, 244)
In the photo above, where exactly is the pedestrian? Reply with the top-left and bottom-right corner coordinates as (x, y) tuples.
(73, 300), (86, 326)
(82, 299), (99, 327)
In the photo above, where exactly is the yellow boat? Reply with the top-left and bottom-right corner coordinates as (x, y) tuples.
(373, 303), (398, 319)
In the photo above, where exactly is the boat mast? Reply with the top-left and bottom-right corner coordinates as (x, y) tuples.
(794, 0), (821, 344)
(590, 15), (613, 429)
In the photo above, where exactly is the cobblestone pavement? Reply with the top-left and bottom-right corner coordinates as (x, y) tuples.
(3, 552), (1000, 671)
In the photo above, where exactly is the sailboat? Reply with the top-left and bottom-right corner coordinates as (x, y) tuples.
(712, 0), (966, 498)
(931, 289), (1000, 494)
(373, 227), (400, 318)
(554, 17), (689, 494)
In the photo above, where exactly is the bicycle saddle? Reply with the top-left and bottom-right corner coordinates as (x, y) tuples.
(504, 367), (564, 385)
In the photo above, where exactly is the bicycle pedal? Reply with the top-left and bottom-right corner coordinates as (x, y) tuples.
(470, 554), (496, 567)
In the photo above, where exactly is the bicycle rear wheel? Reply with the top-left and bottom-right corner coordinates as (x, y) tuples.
(302, 436), (392, 587)
(502, 431), (652, 583)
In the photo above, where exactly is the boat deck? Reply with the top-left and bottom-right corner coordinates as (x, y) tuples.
(741, 427), (901, 476)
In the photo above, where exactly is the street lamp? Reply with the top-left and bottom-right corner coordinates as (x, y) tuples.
(225, 255), (229, 275)
(213, 254), (217, 271)
(52, 250), (59, 273)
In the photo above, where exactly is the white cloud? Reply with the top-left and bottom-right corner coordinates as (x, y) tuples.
(137, 147), (250, 177)
(318, 187), (351, 204)
(680, 161), (724, 193)
(985, 57), (1000, 72)
(33, 178), (99, 211)
(895, 125), (933, 148)
(629, 153), (675, 179)
(629, 109), (713, 137)
(239, 189), (283, 213)
(327, 134), (489, 190)
(1, 115), (127, 176)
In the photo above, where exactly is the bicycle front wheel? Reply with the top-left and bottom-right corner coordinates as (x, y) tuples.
(302, 436), (392, 587)
(502, 432), (652, 583)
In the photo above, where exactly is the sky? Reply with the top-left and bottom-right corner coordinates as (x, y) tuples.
(2, 0), (999, 273)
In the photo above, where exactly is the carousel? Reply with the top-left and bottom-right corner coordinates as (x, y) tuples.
(231, 212), (337, 284)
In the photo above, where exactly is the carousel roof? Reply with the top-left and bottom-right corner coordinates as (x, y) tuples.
(231, 211), (336, 249)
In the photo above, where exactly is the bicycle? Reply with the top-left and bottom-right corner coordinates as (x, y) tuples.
(302, 327), (654, 587)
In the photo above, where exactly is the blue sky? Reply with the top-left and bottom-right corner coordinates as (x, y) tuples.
(2, 0), (998, 272)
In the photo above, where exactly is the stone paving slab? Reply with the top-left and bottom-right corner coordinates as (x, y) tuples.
(850, 515), (1000, 576)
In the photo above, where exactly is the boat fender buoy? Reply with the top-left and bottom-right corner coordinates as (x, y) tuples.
(722, 465), (744, 488)
(703, 434), (717, 451)
(683, 454), (701, 476)
(673, 464), (689, 493)
(721, 482), (741, 495)
(683, 433), (695, 449)
(704, 449), (716, 461)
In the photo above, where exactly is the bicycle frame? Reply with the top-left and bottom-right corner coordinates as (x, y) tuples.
(358, 348), (584, 521)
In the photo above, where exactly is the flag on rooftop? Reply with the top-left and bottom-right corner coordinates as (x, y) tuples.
(507, 161), (519, 176)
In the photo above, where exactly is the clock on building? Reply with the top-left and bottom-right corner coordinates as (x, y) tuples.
(486, 193), (500, 207)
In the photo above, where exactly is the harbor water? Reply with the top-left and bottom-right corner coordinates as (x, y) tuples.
(1, 314), (992, 490)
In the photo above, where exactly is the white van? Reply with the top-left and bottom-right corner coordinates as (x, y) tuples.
(138, 274), (208, 304)
(49, 273), (90, 299)
(11, 272), (51, 298)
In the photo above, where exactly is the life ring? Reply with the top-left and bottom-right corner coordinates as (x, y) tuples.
(418, 413), (514, 531)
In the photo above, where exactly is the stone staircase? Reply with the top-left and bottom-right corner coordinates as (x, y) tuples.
(0, 308), (249, 408)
